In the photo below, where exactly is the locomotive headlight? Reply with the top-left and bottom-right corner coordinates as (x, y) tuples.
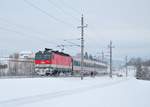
(35, 68), (39, 71)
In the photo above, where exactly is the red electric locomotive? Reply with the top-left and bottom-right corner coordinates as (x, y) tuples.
(34, 48), (72, 76)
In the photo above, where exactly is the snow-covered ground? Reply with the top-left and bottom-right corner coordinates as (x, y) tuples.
(0, 75), (150, 107)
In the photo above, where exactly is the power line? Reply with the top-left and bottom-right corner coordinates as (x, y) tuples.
(0, 17), (78, 46)
(0, 17), (80, 53)
(64, 38), (81, 41)
(0, 26), (80, 55)
(56, 44), (76, 52)
(0, 26), (58, 46)
(64, 39), (80, 47)
(47, 0), (80, 22)
(57, 0), (81, 15)
(23, 0), (75, 28)
(23, 0), (78, 38)
(0, 17), (54, 38)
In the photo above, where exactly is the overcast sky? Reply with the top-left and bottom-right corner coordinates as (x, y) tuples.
(0, 0), (150, 60)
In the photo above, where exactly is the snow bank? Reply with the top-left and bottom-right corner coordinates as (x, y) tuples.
(0, 77), (149, 107)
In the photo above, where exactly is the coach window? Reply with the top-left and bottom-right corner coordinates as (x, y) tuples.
(78, 62), (81, 66)
(73, 60), (78, 66)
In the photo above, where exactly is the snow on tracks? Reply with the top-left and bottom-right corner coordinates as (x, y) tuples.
(0, 77), (129, 107)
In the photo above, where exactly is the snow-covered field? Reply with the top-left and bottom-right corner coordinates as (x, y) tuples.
(0, 76), (150, 107)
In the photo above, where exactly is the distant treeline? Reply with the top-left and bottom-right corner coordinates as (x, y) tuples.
(128, 58), (150, 80)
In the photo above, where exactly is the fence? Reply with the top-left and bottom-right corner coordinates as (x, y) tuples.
(0, 58), (36, 77)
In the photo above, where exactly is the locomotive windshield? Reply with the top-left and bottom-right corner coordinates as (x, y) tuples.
(35, 51), (52, 60)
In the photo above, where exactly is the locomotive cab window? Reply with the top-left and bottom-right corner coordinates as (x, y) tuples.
(35, 51), (52, 60)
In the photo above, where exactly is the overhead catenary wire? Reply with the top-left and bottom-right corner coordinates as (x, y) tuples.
(0, 17), (80, 47)
(23, 0), (75, 28)
(0, 26), (80, 54)
(53, 0), (107, 54)
(0, 0), (86, 55)
(0, 17), (54, 38)
(0, 18), (80, 53)
(64, 39), (80, 47)
(0, 26), (58, 46)
(23, 0), (78, 38)
(47, 0), (80, 22)
(46, 0), (104, 58)
(64, 38), (81, 41)
(56, 0), (81, 15)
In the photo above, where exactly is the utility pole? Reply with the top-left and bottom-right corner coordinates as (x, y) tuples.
(78, 14), (87, 80)
(125, 56), (128, 77)
(108, 40), (114, 78)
